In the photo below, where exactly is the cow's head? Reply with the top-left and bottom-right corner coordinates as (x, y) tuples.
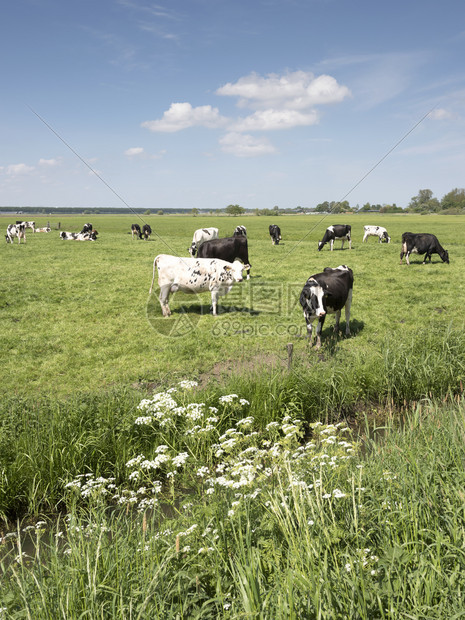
(442, 249), (450, 264)
(300, 279), (326, 317)
(224, 260), (247, 282)
(189, 244), (196, 257)
(317, 241), (324, 251)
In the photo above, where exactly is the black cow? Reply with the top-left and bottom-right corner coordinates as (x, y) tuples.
(300, 265), (353, 349)
(197, 236), (251, 279)
(142, 224), (152, 240)
(400, 232), (449, 265)
(131, 223), (143, 239)
(269, 225), (281, 245)
(318, 225), (352, 251)
(80, 223), (93, 234)
(233, 225), (247, 237)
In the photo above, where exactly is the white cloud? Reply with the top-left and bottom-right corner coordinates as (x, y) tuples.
(141, 102), (228, 132)
(6, 163), (35, 175)
(219, 132), (276, 157)
(231, 108), (319, 132)
(429, 108), (452, 120)
(38, 158), (60, 166)
(125, 147), (145, 157)
(216, 71), (350, 110)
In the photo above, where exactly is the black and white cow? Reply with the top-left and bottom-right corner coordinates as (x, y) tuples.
(269, 225), (282, 245)
(318, 225), (352, 251)
(233, 225), (247, 237)
(149, 254), (247, 316)
(35, 227), (51, 233)
(362, 225), (390, 243)
(197, 236), (251, 279)
(131, 224), (143, 239)
(299, 265), (354, 349)
(5, 223), (26, 243)
(189, 227), (219, 257)
(400, 232), (449, 265)
(16, 220), (35, 233)
(60, 230), (98, 241)
(142, 224), (152, 240)
(80, 223), (93, 234)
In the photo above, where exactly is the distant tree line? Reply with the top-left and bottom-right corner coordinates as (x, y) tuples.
(2, 187), (464, 216)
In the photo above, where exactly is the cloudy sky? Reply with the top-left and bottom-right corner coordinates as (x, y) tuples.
(1, 0), (465, 210)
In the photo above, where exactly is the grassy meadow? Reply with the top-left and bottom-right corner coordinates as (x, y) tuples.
(2, 212), (465, 617)
(2, 212), (465, 396)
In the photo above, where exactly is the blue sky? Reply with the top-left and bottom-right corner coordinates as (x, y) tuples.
(1, 0), (465, 210)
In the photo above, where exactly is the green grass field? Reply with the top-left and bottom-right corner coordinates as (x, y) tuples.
(3, 212), (465, 617)
(2, 212), (465, 397)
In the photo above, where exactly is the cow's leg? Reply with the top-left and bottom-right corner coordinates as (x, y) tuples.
(315, 316), (326, 349)
(348, 236), (352, 249)
(344, 290), (352, 336)
(363, 233), (368, 242)
(334, 309), (341, 333)
(341, 239), (344, 250)
(159, 284), (171, 317)
(406, 252), (410, 266)
(211, 290), (219, 316)
(303, 313), (314, 345)
(330, 239), (334, 251)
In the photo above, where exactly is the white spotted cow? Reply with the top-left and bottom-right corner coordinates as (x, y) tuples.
(188, 227), (219, 257)
(362, 225), (390, 243)
(299, 265), (354, 348)
(5, 223), (26, 243)
(149, 254), (248, 316)
(35, 227), (51, 233)
(318, 225), (352, 251)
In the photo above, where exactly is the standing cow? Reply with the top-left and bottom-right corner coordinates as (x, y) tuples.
(299, 265), (353, 348)
(318, 225), (352, 251)
(142, 224), (152, 240)
(131, 224), (143, 239)
(400, 232), (449, 265)
(197, 236), (251, 279)
(5, 223), (26, 244)
(188, 227), (219, 256)
(149, 254), (247, 316)
(269, 225), (282, 245)
(233, 225), (247, 237)
(362, 225), (390, 243)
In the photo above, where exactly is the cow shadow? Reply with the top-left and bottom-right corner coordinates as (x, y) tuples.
(313, 319), (365, 354)
(172, 304), (260, 316)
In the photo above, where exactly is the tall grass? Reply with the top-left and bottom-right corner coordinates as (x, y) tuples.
(2, 398), (465, 618)
(1, 323), (464, 521)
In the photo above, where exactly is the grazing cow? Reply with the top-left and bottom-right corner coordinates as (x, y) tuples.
(35, 227), (51, 233)
(188, 227), (219, 256)
(233, 225), (247, 237)
(269, 225), (282, 245)
(300, 265), (354, 349)
(16, 220), (35, 232)
(131, 224), (143, 239)
(5, 223), (26, 243)
(142, 224), (152, 240)
(60, 230), (98, 241)
(197, 236), (251, 279)
(400, 232), (449, 265)
(362, 225), (391, 243)
(149, 254), (247, 316)
(80, 223), (93, 234)
(318, 225), (352, 251)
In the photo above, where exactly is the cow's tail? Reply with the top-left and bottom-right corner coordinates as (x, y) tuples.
(149, 255), (161, 294)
